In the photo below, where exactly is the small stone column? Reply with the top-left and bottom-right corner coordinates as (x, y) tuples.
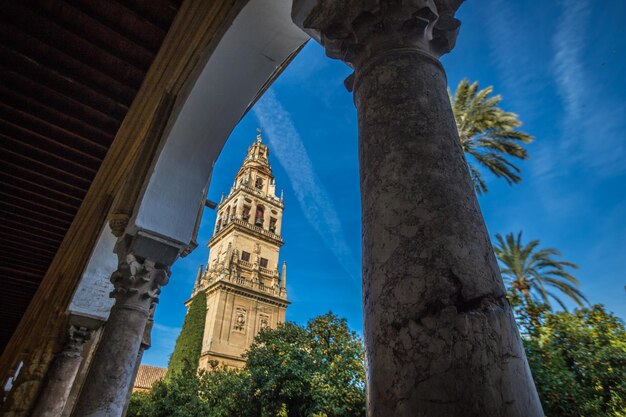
(293, 1), (543, 416)
(73, 233), (176, 417)
(121, 304), (155, 417)
(30, 326), (92, 417)
(235, 197), (244, 219)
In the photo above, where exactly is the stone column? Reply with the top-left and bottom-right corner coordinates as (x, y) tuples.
(235, 197), (244, 219)
(30, 326), (92, 417)
(293, 1), (543, 417)
(73, 233), (177, 417)
(121, 304), (155, 417)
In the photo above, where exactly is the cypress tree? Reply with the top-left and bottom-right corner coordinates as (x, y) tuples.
(167, 290), (207, 378)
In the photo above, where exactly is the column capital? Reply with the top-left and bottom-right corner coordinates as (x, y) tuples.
(109, 233), (176, 311)
(293, 0), (463, 87)
(63, 326), (93, 358)
(109, 252), (171, 311)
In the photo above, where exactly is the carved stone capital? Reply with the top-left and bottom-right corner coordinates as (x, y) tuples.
(62, 326), (93, 358)
(109, 251), (171, 311)
(293, 0), (463, 87)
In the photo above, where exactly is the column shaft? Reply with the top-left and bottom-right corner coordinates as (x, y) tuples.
(120, 347), (145, 417)
(355, 50), (542, 417)
(72, 237), (172, 417)
(72, 305), (147, 416)
(31, 326), (91, 417)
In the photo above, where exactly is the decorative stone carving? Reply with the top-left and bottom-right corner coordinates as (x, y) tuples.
(108, 212), (131, 238)
(109, 253), (171, 309)
(293, 0), (463, 89)
(64, 326), (93, 358)
(233, 307), (247, 332)
(259, 314), (270, 330)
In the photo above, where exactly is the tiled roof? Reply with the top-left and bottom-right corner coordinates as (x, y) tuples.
(134, 365), (167, 390)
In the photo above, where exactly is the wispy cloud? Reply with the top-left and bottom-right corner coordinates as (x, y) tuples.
(550, 0), (626, 177)
(552, 0), (591, 128)
(253, 89), (358, 281)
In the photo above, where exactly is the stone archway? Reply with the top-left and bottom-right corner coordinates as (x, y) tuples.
(6, 1), (544, 416)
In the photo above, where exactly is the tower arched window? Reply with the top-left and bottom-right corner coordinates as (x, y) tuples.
(242, 204), (251, 222)
(255, 205), (265, 227)
(255, 177), (264, 189)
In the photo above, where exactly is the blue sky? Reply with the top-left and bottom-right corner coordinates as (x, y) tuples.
(144, 0), (626, 368)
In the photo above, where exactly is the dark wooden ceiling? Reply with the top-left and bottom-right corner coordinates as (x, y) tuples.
(0, 0), (181, 355)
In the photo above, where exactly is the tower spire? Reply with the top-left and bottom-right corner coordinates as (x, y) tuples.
(256, 127), (262, 143)
(193, 264), (204, 294)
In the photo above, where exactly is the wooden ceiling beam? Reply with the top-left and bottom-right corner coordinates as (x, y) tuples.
(35, 0), (156, 70)
(0, 111), (105, 163)
(0, 133), (100, 177)
(0, 21), (137, 105)
(0, 190), (79, 222)
(0, 68), (121, 133)
(0, 86), (114, 148)
(67, 0), (167, 48)
(0, 171), (83, 207)
(2, 1), (146, 88)
(0, 45), (130, 119)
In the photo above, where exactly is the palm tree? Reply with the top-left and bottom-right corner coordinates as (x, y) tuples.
(494, 231), (588, 311)
(450, 79), (533, 194)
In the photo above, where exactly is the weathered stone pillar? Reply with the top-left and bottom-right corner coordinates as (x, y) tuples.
(293, 1), (543, 416)
(121, 304), (155, 417)
(29, 326), (92, 417)
(73, 233), (178, 417)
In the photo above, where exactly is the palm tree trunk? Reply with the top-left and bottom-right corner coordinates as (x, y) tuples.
(521, 289), (541, 335)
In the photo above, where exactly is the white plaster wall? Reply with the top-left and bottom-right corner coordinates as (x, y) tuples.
(132, 0), (309, 245)
(68, 225), (117, 322)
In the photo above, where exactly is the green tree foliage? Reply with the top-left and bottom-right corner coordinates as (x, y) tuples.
(128, 313), (365, 417)
(128, 360), (251, 417)
(128, 360), (211, 417)
(524, 305), (626, 417)
(495, 231), (587, 313)
(450, 79), (533, 194)
(166, 291), (207, 378)
(245, 312), (366, 417)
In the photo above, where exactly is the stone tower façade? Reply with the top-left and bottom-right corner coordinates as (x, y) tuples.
(191, 133), (289, 369)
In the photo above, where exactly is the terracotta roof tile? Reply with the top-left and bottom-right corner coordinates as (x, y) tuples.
(134, 365), (167, 390)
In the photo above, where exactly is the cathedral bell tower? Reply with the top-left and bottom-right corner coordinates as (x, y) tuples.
(192, 132), (289, 369)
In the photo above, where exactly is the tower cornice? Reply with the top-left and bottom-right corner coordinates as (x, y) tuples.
(206, 280), (290, 307)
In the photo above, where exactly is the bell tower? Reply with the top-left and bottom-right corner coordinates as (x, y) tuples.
(193, 132), (289, 369)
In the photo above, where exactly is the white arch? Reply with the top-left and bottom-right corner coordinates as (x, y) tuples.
(130, 0), (309, 247)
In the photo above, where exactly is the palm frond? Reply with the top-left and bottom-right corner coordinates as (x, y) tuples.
(450, 79), (534, 193)
(494, 231), (587, 311)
